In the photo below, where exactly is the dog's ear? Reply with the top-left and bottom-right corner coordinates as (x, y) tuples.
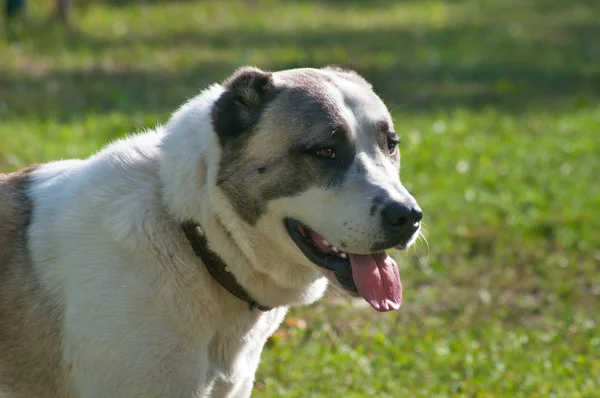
(212, 67), (276, 142)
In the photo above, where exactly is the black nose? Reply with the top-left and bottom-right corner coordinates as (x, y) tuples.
(381, 201), (423, 234)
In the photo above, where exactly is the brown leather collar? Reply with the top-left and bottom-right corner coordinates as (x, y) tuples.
(181, 221), (271, 312)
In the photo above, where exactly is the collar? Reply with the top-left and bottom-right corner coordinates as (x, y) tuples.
(181, 221), (271, 312)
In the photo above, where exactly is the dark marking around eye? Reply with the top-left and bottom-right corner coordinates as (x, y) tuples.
(377, 120), (390, 133)
(257, 166), (267, 174)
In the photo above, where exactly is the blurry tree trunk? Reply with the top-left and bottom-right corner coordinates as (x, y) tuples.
(57, 0), (69, 23)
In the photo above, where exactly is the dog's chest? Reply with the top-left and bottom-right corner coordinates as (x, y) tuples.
(207, 307), (286, 380)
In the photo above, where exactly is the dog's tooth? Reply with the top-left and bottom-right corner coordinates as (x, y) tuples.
(331, 246), (339, 252)
(321, 239), (330, 246)
(340, 253), (347, 259)
(195, 226), (205, 237)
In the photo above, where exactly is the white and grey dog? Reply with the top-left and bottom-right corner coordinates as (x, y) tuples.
(0, 66), (422, 398)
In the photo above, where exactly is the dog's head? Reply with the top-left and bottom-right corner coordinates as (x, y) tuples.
(205, 66), (422, 312)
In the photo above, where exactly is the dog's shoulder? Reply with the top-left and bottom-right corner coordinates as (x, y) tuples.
(0, 166), (70, 397)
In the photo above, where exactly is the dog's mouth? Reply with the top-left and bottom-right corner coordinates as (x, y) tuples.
(285, 218), (402, 312)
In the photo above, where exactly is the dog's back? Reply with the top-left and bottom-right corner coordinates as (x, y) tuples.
(0, 169), (69, 398)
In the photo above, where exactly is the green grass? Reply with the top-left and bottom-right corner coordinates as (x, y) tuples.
(1, 0), (599, 396)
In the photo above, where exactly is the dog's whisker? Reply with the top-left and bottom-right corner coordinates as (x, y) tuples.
(388, 103), (408, 114)
(418, 231), (430, 257)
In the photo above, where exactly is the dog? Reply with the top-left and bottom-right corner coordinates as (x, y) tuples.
(0, 66), (422, 397)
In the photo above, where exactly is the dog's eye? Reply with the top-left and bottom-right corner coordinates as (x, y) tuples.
(387, 142), (398, 155)
(387, 134), (399, 156)
(316, 148), (336, 159)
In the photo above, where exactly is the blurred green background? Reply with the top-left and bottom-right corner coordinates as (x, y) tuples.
(1, 0), (599, 396)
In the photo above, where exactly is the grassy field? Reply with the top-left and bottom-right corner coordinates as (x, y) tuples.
(1, 0), (599, 396)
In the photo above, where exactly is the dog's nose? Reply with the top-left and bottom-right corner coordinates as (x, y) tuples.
(381, 201), (423, 234)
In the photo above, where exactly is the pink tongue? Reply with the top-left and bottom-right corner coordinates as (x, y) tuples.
(349, 252), (402, 312)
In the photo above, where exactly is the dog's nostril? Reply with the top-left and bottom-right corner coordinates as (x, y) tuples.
(382, 203), (409, 227)
(393, 216), (407, 227)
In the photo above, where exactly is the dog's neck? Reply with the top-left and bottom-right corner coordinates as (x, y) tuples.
(181, 220), (271, 312)
(158, 86), (328, 309)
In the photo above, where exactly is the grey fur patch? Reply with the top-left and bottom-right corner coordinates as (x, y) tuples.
(0, 167), (69, 398)
(214, 67), (358, 225)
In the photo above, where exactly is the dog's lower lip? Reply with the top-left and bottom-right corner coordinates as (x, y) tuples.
(285, 218), (358, 294)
